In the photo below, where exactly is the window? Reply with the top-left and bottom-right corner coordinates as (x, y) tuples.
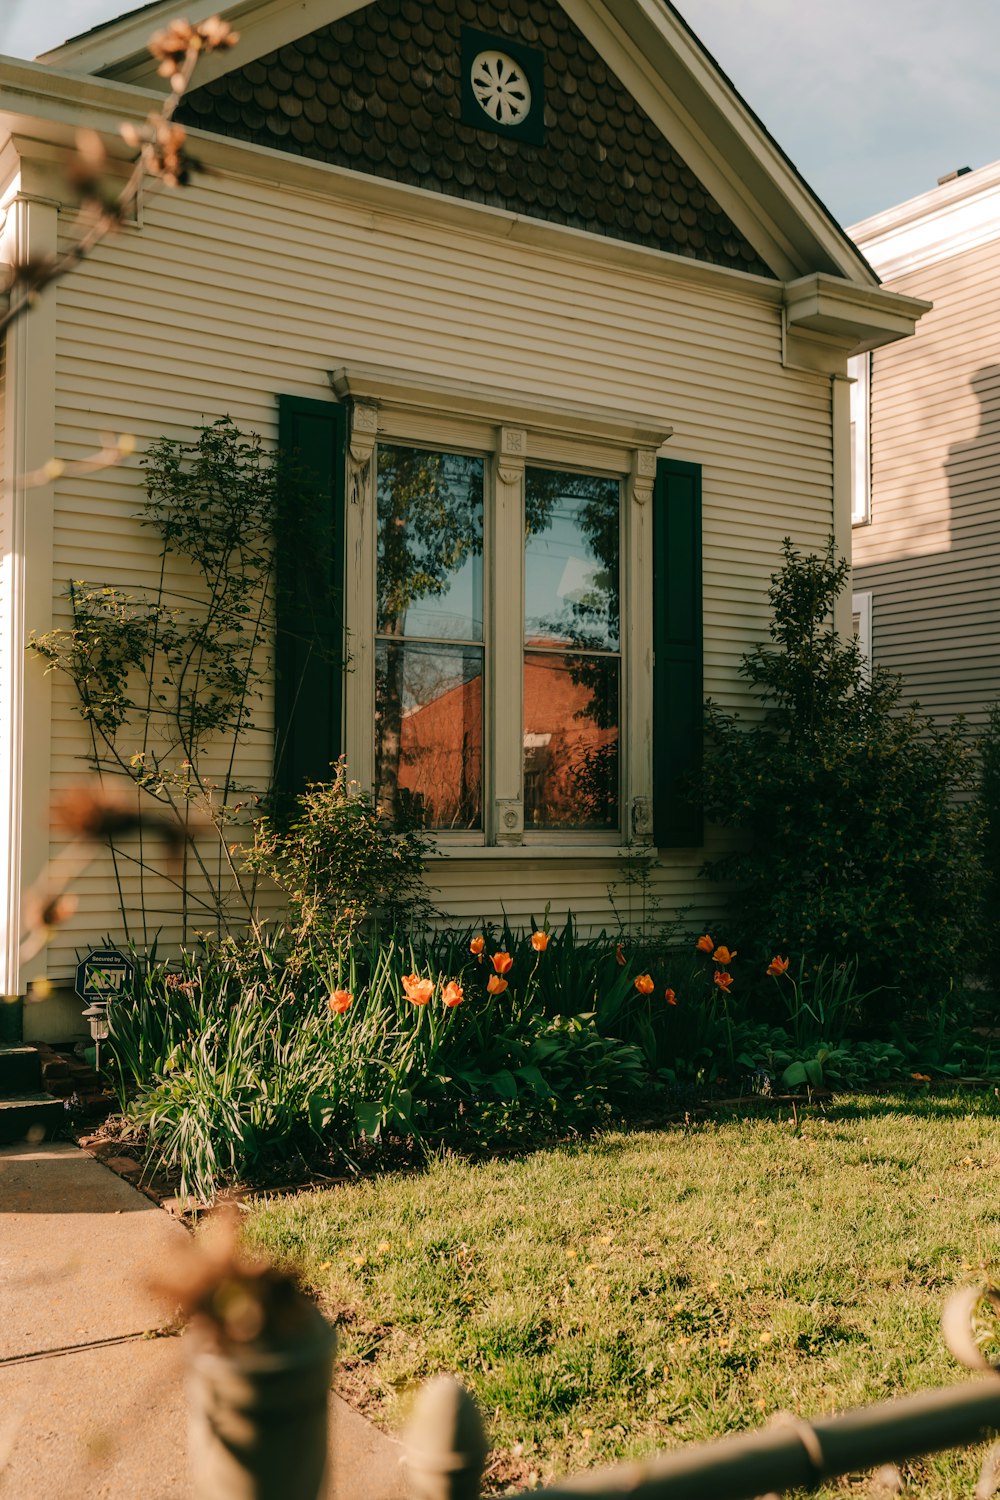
(374, 445), (485, 830)
(331, 364), (673, 848)
(849, 352), (871, 526)
(851, 589), (872, 679)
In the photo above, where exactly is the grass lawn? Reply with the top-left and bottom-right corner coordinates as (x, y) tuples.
(243, 1092), (1000, 1495)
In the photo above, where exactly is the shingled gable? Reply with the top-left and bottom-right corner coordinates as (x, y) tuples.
(40, 0), (879, 289)
(175, 0), (771, 275)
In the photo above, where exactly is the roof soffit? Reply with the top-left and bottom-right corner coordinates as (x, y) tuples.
(39, 0), (877, 286)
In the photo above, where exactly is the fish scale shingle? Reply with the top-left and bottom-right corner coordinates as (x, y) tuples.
(180, 0), (774, 275)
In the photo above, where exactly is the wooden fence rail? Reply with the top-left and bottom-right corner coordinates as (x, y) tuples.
(404, 1373), (1000, 1500)
(182, 1278), (1000, 1499)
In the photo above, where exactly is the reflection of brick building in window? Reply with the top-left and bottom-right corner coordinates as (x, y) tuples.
(395, 650), (617, 830)
(392, 671), (483, 829)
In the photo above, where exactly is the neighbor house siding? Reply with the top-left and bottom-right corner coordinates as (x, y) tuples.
(41, 165), (834, 970)
(853, 232), (1000, 727)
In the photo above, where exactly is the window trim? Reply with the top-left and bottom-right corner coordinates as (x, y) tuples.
(329, 363), (673, 848)
(849, 351), (871, 526)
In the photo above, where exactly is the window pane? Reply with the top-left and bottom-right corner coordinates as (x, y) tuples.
(376, 640), (483, 830)
(377, 445), (484, 640)
(523, 652), (619, 830)
(524, 469), (619, 651)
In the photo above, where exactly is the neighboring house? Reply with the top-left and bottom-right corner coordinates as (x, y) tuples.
(851, 164), (1000, 722)
(0, 0), (925, 1038)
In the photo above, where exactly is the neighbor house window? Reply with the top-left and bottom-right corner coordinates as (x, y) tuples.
(849, 352), (871, 526)
(852, 589), (872, 679)
(333, 363), (672, 849)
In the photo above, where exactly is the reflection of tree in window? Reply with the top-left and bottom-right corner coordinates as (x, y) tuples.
(375, 445), (485, 830)
(524, 469), (620, 830)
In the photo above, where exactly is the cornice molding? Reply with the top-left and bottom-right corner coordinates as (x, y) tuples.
(783, 273), (931, 359)
(329, 362), (674, 449)
(850, 161), (1000, 281)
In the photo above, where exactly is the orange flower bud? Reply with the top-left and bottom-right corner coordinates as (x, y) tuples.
(615, 944), (626, 966)
(402, 973), (434, 1005)
(696, 934), (714, 953)
(487, 975), (508, 995)
(712, 945), (737, 965)
(470, 935), (485, 958)
(635, 974), (655, 995)
(491, 951), (513, 975)
(328, 990), (352, 1015)
(531, 930), (550, 952)
(664, 988), (677, 1006)
(442, 980), (464, 1008)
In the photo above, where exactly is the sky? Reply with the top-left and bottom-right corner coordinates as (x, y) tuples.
(1, 0), (998, 229)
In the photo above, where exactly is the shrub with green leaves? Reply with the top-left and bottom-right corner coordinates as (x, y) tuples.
(701, 539), (980, 1020)
(979, 701), (1000, 995)
(244, 759), (432, 948)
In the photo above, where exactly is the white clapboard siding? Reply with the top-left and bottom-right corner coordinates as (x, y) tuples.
(41, 166), (833, 972)
(853, 232), (1000, 728)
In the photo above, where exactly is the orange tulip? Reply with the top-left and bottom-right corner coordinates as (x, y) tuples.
(328, 990), (352, 1015)
(402, 973), (434, 1006)
(766, 955), (790, 978)
(712, 945), (737, 965)
(696, 934), (714, 953)
(491, 951), (513, 975)
(470, 936), (485, 961)
(531, 930), (550, 952)
(713, 970), (734, 992)
(442, 980), (464, 1008)
(664, 988), (677, 1006)
(615, 944), (626, 966)
(487, 975), (508, 995)
(635, 974), (655, 995)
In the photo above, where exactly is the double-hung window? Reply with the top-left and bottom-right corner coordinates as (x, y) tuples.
(331, 364), (673, 849)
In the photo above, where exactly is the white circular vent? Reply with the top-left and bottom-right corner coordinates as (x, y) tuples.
(470, 49), (532, 127)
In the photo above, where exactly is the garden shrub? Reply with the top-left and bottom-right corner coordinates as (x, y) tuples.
(979, 701), (1000, 995)
(244, 760), (433, 949)
(701, 539), (980, 1021)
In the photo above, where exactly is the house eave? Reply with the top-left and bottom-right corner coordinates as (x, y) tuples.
(783, 273), (931, 356)
(849, 159), (1000, 280)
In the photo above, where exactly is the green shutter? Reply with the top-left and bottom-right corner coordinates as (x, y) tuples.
(652, 457), (703, 848)
(274, 394), (346, 801)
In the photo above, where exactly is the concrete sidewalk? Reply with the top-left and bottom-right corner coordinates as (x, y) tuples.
(0, 1141), (404, 1500)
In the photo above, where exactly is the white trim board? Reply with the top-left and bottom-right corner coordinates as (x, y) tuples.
(850, 159), (1000, 280)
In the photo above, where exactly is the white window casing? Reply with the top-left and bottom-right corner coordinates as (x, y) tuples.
(849, 351), (871, 526)
(329, 364), (672, 849)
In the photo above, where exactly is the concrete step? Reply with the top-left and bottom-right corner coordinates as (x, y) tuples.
(0, 1094), (65, 1146)
(0, 1044), (42, 1098)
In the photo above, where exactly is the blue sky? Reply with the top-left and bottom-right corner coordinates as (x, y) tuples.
(2, 0), (998, 228)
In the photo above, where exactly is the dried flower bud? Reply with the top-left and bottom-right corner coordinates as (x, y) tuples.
(41, 893), (78, 929)
(197, 17), (239, 50)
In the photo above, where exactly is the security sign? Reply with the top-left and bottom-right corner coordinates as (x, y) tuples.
(75, 948), (135, 1004)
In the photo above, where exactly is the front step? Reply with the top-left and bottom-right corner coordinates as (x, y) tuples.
(0, 1094), (65, 1146)
(0, 1043), (42, 1096)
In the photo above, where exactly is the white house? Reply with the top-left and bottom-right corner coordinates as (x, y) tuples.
(851, 163), (1000, 729)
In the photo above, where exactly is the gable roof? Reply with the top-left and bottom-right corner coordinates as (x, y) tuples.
(38, 0), (878, 285)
